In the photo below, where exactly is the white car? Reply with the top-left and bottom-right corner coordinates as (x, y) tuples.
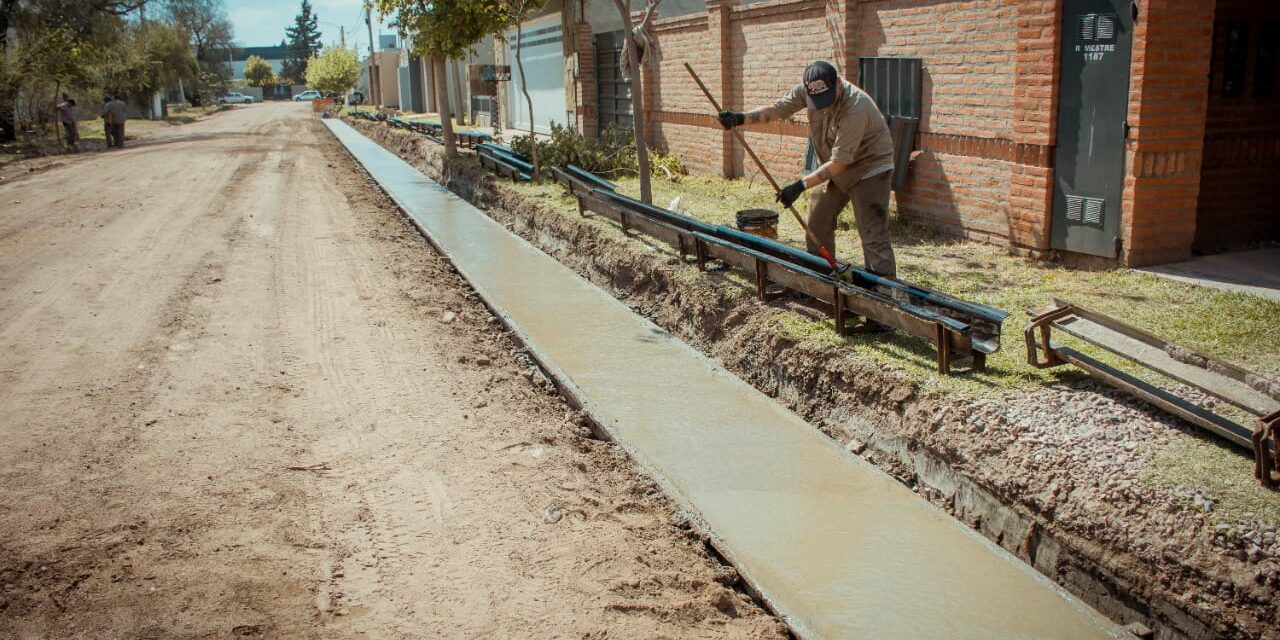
(218, 92), (256, 104)
(293, 90), (322, 102)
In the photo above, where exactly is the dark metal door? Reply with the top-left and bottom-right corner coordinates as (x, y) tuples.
(595, 31), (632, 132)
(1051, 0), (1133, 257)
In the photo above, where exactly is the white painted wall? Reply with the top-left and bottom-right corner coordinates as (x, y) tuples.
(505, 12), (566, 134)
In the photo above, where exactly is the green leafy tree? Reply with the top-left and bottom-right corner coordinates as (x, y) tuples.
(281, 0), (321, 84)
(374, 0), (545, 162)
(305, 47), (359, 95)
(243, 54), (275, 87)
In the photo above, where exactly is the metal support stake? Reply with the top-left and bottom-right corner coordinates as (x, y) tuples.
(936, 322), (952, 376)
(833, 288), (850, 336)
(1255, 409), (1280, 488)
(755, 259), (769, 302)
(971, 352), (987, 373)
(694, 238), (708, 270)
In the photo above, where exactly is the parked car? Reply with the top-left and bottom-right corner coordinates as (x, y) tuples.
(293, 90), (322, 102)
(218, 92), (256, 104)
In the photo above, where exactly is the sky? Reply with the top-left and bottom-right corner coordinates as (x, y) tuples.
(224, 0), (394, 53)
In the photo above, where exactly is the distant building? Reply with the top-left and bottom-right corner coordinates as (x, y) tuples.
(227, 45), (290, 80)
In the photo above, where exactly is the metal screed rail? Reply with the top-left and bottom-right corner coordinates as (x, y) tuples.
(551, 164), (1008, 375)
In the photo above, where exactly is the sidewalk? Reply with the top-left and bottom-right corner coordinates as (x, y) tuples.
(1141, 248), (1280, 302)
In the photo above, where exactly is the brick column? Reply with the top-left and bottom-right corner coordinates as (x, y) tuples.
(1122, 0), (1215, 266)
(1007, 0), (1059, 254)
(706, 0), (739, 177)
(575, 22), (596, 137)
(825, 0), (857, 78)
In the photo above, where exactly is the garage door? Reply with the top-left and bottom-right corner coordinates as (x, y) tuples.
(505, 14), (566, 134)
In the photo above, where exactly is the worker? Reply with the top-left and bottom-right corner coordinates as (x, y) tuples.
(717, 60), (897, 281)
(56, 93), (78, 150)
(102, 95), (127, 148)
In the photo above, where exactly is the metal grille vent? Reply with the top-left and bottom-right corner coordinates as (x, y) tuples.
(1096, 15), (1116, 41)
(1080, 14), (1096, 41)
(1066, 195), (1105, 227)
(1084, 198), (1105, 225)
(1066, 195), (1084, 222)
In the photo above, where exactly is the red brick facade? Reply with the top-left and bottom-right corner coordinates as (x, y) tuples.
(570, 0), (1276, 266)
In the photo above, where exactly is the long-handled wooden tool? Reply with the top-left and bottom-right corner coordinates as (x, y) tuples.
(683, 62), (844, 277)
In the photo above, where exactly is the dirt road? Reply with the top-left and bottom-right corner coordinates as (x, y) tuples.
(0, 102), (783, 639)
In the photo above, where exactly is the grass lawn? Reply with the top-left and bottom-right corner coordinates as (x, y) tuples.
(514, 173), (1280, 392)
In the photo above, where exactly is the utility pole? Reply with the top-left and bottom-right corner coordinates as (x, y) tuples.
(340, 26), (345, 48)
(365, 8), (379, 108)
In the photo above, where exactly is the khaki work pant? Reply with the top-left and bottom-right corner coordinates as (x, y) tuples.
(806, 171), (896, 277)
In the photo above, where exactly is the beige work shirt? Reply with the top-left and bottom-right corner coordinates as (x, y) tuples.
(104, 100), (127, 125)
(773, 80), (894, 192)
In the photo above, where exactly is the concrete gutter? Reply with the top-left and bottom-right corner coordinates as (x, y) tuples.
(324, 118), (1135, 640)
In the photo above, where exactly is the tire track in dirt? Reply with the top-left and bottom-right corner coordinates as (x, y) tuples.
(1, 105), (789, 639)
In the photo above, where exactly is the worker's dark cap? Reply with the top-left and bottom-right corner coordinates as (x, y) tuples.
(803, 61), (839, 110)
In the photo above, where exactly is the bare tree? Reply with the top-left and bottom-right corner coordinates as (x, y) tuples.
(612, 0), (661, 203)
(433, 56), (456, 157)
(505, 0), (538, 179)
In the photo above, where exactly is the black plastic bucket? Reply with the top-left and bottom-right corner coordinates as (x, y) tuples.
(735, 209), (780, 239)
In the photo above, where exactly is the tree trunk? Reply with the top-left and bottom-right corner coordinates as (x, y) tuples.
(451, 58), (468, 126)
(53, 81), (62, 151)
(514, 19), (538, 179)
(435, 57), (457, 158)
(628, 39), (652, 204)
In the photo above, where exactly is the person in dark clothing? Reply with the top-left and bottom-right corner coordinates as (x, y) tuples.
(102, 95), (127, 148)
(56, 93), (78, 149)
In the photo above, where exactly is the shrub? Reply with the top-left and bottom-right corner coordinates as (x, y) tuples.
(510, 123), (685, 181)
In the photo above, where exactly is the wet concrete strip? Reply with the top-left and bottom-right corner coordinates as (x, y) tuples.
(324, 119), (1134, 640)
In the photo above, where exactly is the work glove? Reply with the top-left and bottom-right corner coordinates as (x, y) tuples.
(776, 179), (806, 208)
(717, 111), (745, 130)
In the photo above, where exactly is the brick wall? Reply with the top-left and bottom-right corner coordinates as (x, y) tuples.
(632, 0), (1055, 253)
(852, 0), (1037, 251)
(571, 0), (1236, 265)
(1195, 0), (1280, 253)
(1121, 0), (1215, 266)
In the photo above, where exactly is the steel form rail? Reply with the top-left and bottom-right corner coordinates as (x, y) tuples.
(478, 144), (532, 182)
(552, 166), (1006, 375)
(1026, 299), (1280, 486)
(357, 112), (493, 149)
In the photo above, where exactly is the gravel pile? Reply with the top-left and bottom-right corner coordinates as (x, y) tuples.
(919, 377), (1280, 616)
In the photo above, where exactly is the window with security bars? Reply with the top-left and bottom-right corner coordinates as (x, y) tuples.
(858, 57), (923, 120)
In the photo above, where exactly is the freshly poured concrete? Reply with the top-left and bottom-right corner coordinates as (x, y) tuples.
(325, 119), (1132, 640)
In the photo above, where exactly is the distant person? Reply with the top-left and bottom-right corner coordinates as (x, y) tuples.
(56, 93), (78, 150)
(102, 95), (127, 148)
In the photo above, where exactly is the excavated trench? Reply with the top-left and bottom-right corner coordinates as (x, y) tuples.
(345, 119), (1276, 640)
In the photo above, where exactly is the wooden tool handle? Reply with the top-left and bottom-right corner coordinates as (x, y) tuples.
(683, 62), (841, 274)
